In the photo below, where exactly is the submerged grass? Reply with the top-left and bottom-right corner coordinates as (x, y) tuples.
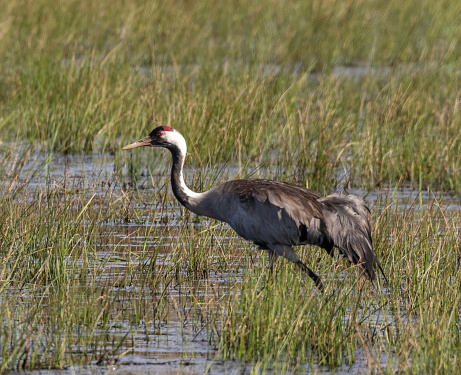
(0, 0), (461, 373)
(0, 148), (460, 373)
(0, 159), (160, 370)
(218, 193), (461, 373)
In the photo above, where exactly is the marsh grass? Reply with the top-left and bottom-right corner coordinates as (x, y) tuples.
(0, 148), (244, 371)
(0, 156), (165, 371)
(1, 0), (460, 191)
(0, 145), (460, 373)
(1, 0), (461, 373)
(218, 193), (461, 373)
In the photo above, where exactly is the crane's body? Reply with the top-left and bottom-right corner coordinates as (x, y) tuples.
(123, 126), (386, 290)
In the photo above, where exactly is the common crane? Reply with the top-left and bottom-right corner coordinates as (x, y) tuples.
(123, 126), (386, 290)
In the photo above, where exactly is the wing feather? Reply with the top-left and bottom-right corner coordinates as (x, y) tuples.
(212, 179), (329, 248)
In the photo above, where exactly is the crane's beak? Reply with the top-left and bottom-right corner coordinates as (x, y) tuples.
(122, 136), (152, 150)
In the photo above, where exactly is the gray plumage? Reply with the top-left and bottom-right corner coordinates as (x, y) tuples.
(123, 126), (387, 290)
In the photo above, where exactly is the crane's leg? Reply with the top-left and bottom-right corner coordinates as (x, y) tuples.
(295, 260), (323, 291)
(270, 244), (323, 291)
(256, 245), (279, 274)
(268, 250), (279, 273)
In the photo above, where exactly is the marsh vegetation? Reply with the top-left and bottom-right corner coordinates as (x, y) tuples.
(0, 0), (460, 373)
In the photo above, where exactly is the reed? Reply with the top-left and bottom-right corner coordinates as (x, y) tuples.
(0, 0), (460, 372)
(0, 0), (460, 191)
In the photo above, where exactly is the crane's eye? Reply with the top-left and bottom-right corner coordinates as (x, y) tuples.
(157, 132), (163, 137)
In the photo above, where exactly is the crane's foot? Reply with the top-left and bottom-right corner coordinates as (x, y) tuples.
(295, 260), (324, 292)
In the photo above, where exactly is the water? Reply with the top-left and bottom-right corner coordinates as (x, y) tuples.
(2, 149), (460, 374)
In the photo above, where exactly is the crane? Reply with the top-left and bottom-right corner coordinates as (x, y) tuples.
(123, 126), (386, 290)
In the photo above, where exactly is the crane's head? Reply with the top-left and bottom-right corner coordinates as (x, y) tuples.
(122, 126), (186, 153)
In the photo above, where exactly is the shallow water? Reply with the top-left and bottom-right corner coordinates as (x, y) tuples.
(2, 149), (460, 374)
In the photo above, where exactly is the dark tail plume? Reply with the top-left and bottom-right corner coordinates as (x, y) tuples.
(319, 193), (387, 283)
